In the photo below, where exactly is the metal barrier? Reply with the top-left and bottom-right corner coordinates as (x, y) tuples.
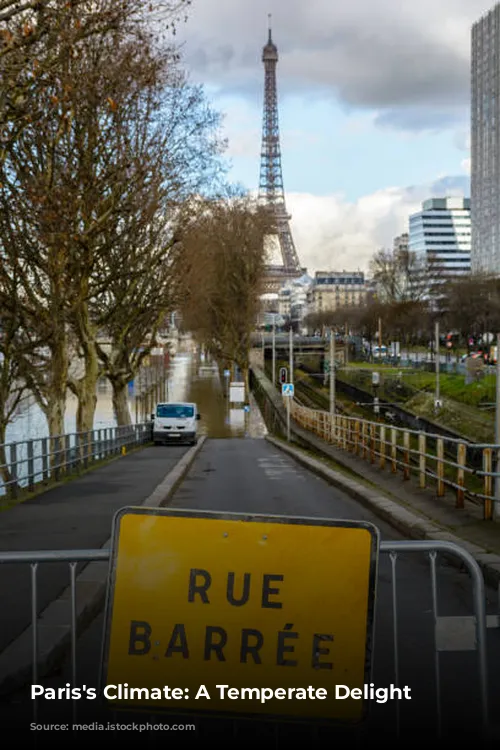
(0, 540), (494, 738)
(0, 423), (152, 499)
(289, 399), (500, 520)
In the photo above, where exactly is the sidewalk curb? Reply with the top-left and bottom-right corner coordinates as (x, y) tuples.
(0, 436), (207, 697)
(266, 435), (500, 591)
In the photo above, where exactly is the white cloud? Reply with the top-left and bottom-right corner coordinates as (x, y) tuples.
(461, 157), (471, 174)
(285, 175), (469, 275)
(179, 0), (487, 131)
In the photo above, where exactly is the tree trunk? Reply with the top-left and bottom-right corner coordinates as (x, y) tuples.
(110, 377), (132, 426)
(75, 346), (99, 435)
(0, 421), (13, 488)
(43, 336), (68, 438)
(46, 397), (66, 438)
(243, 366), (250, 402)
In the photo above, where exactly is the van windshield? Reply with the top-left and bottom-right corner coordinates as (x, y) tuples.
(156, 404), (194, 418)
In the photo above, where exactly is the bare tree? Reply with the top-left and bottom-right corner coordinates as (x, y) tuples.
(180, 195), (273, 391)
(0, 256), (41, 484)
(441, 274), (500, 348)
(0, 0), (216, 436)
(93, 73), (226, 426)
(369, 246), (445, 304)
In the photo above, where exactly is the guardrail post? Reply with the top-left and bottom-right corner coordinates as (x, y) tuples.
(362, 422), (367, 459)
(329, 414), (333, 444)
(9, 443), (18, 499)
(379, 425), (386, 469)
(83, 431), (89, 469)
(53, 437), (60, 482)
(483, 448), (493, 521)
(41, 437), (48, 482)
(391, 428), (397, 473)
(456, 442), (466, 509)
(75, 432), (82, 471)
(64, 434), (71, 474)
(370, 423), (375, 464)
(403, 430), (410, 480)
(27, 440), (34, 492)
(354, 420), (360, 455)
(418, 433), (426, 489)
(436, 438), (445, 497)
(342, 417), (347, 449)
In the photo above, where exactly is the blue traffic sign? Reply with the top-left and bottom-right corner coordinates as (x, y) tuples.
(282, 383), (294, 397)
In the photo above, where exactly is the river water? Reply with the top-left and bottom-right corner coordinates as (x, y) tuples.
(4, 341), (267, 446)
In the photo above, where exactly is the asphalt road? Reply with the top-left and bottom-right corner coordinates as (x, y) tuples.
(2, 437), (500, 747)
(0, 445), (189, 653)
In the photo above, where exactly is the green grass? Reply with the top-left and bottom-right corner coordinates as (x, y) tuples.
(334, 363), (496, 407)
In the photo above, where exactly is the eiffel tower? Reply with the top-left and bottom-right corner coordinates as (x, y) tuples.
(259, 17), (306, 295)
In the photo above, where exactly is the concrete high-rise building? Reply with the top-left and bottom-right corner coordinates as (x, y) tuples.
(471, 3), (500, 274)
(408, 198), (471, 292)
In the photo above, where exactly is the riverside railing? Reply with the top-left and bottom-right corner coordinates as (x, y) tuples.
(0, 422), (152, 500)
(288, 399), (500, 521)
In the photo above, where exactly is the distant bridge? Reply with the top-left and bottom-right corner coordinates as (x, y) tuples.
(250, 334), (329, 356)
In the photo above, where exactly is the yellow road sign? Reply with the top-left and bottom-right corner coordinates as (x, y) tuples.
(101, 508), (379, 723)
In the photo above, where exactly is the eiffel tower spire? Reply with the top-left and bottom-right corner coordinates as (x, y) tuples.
(259, 20), (303, 282)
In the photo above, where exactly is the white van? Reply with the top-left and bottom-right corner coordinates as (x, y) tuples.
(152, 402), (200, 446)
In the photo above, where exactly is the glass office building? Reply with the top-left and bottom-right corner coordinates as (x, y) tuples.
(471, 3), (500, 274)
(409, 198), (471, 292)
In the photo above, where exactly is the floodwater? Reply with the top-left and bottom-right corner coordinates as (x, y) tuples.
(4, 343), (267, 446)
(187, 352), (267, 439)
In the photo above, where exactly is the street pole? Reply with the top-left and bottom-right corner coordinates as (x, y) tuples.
(272, 320), (276, 387)
(286, 397), (291, 442)
(378, 317), (382, 349)
(289, 325), (294, 385)
(495, 332), (500, 520)
(345, 321), (348, 366)
(330, 329), (336, 416)
(435, 321), (440, 411)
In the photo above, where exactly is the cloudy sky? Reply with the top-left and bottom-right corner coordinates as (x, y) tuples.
(177, 0), (491, 274)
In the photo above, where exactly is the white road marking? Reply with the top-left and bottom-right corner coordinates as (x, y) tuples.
(257, 457), (306, 481)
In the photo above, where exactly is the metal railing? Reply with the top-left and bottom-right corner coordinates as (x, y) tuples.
(0, 423), (152, 499)
(288, 399), (500, 520)
(0, 540), (494, 740)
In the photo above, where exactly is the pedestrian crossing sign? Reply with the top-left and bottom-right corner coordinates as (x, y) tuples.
(282, 383), (294, 397)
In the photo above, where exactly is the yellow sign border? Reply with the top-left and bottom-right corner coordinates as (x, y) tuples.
(99, 506), (380, 726)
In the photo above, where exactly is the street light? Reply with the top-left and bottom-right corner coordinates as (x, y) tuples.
(435, 321), (441, 413)
(272, 318), (276, 386)
(330, 329), (335, 416)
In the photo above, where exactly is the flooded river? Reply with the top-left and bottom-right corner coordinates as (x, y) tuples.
(5, 344), (267, 445)
(175, 351), (267, 440)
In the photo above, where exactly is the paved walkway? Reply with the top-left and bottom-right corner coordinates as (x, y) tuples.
(301, 435), (500, 556)
(5, 436), (500, 742)
(0, 444), (189, 652)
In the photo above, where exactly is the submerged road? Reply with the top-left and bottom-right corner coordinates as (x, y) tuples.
(3, 435), (499, 746)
